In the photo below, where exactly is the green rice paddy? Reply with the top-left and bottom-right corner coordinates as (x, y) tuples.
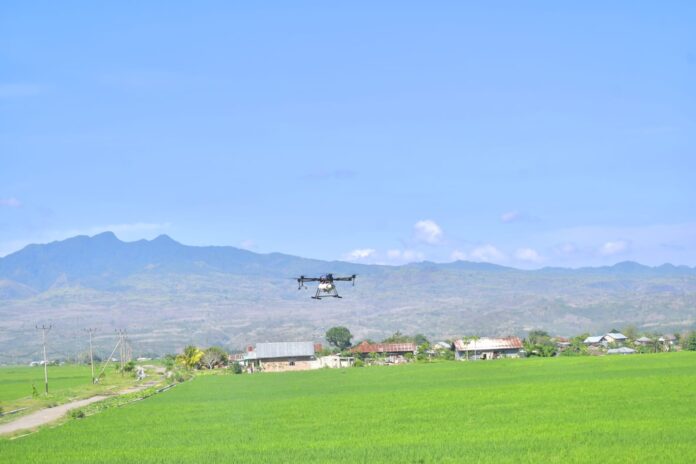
(0, 364), (97, 403)
(0, 364), (137, 420)
(2, 353), (696, 463)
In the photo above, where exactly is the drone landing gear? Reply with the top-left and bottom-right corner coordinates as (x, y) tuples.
(312, 288), (342, 299)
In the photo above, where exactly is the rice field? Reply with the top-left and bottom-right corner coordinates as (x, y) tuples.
(0, 364), (138, 420)
(0, 365), (96, 403)
(2, 353), (696, 463)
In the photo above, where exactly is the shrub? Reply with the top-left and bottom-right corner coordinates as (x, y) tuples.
(353, 359), (364, 368)
(70, 409), (85, 419)
(232, 363), (243, 374)
(684, 332), (696, 351)
(123, 360), (136, 373)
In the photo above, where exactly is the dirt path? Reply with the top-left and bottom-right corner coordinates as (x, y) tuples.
(0, 382), (158, 436)
(0, 395), (107, 435)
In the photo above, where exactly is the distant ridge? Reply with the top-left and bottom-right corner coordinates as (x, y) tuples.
(0, 232), (694, 359)
(1, 233), (694, 292)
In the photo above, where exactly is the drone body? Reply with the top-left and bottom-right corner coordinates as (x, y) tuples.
(296, 273), (356, 299)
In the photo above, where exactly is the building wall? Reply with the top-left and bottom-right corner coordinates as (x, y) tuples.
(259, 358), (317, 372)
(455, 348), (521, 361)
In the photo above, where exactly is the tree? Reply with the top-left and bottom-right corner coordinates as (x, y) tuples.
(524, 330), (556, 357)
(325, 327), (353, 350)
(460, 336), (471, 361)
(470, 335), (480, 360)
(123, 360), (136, 373)
(382, 331), (411, 343)
(416, 342), (431, 361)
(176, 345), (204, 369)
(413, 334), (429, 346)
(622, 325), (638, 341)
(201, 346), (228, 369)
(527, 330), (550, 345)
(684, 331), (696, 351)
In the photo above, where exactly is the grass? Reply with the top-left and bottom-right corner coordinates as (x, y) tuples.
(2, 353), (696, 462)
(0, 364), (148, 422)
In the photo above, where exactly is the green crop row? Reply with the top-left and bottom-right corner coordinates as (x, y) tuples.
(2, 353), (696, 463)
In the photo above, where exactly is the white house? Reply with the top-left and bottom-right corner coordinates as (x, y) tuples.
(453, 337), (523, 360)
(604, 332), (628, 344)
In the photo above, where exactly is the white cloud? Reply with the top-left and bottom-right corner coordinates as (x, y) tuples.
(387, 249), (402, 259)
(515, 247), (542, 262)
(0, 197), (21, 208)
(555, 243), (578, 255)
(414, 219), (443, 244)
(469, 244), (506, 263)
(599, 240), (629, 256)
(345, 248), (376, 261)
(239, 239), (257, 250)
(500, 211), (521, 223)
(70, 222), (172, 239)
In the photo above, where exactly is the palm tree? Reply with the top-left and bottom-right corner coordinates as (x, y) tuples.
(471, 335), (480, 360)
(461, 336), (471, 361)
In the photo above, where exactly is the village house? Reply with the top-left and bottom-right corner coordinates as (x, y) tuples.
(607, 347), (636, 355)
(583, 335), (604, 346)
(317, 354), (355, 368)
(244, 341), (317, 372)
(552, 336), (572, 351)
(351, 341), (417, 363)
(583, 332), (628, 347)
(453, 337), (523, 361)
(635, 336), (653, 346)
(433, 341), (452, 351)
(603, 332), (628, 345)
(659, 334), (677, 346)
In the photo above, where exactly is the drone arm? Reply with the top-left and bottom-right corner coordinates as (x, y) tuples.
(333, 275), (357, 284)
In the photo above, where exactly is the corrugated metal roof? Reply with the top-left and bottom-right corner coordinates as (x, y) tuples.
(584, 336), (604, 344)
(605, 332), (627, 339)
(636, 336), (653, 343)
(453, 337), (523, 351)
(250, 342), (315, 359)
(607, 347), (636, 355)
(351, 341), (417, 354)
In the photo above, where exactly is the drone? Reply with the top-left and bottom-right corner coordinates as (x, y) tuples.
(295, 273), (357, 299)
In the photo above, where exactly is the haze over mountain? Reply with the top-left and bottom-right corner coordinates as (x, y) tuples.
(1, 233), (695, 362)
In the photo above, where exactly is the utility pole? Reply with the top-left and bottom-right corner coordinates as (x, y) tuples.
(84, 328), (97, 383)
(36, 324), (52, 395)
(116, 329), (126, 374)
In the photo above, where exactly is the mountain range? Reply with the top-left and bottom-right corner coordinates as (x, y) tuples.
(1, 232), (695, 362)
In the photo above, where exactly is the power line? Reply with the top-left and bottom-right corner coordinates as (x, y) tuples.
(95, 334), (122, 383)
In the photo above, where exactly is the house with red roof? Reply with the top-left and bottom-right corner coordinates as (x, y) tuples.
(351, 341), (417, 364)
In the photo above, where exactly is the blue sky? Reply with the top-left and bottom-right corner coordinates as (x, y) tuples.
(1, 1), (695, 267)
